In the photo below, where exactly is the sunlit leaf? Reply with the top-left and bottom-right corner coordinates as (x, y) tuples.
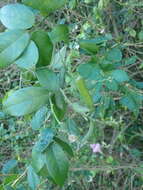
(15, 41), (39, 70)
(0, 3), (35, 29)
(3, 87), (49, 116)
(0, 30), (29, 68)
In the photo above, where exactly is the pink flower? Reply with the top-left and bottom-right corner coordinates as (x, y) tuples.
(90, 143), (102, 153)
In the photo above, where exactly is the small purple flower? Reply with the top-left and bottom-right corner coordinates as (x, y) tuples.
(90, 143), (102, 153)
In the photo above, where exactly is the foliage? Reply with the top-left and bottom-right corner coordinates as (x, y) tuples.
(0, 0), (143, 189)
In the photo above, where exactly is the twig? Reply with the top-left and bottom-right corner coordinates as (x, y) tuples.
(11, 169), (27, 187)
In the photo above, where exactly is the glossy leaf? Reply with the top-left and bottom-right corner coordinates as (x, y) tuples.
(45, 143), (69, 186)
(35, 128), (54, 152)
(31, 30), (53, 67)
(54, 137), (74, 157)
(3, 87), (49, 116)
(36, 68), (60, 91)
(76, 77), (94, 110)
(27, 166), (40, 190)
(111, 69), (129, 83)
(31, 106), (49, 130)
(15, 41), (39, 70)
(0, 3), (35, 29)
(22, 0), (67, 14)
(49, 24), (69, 43)
(0, 30), (30, 68)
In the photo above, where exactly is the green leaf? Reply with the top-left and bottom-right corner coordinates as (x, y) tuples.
(0, 30), (30, 68)
(79, 35), (112, 54)
(120, 91), (142, 116)
(106, 48), (122, 62)
(36, 68), (60, 91)
(51, 92), (66, 121)
(31, 30), (53, 67)
(0, 3), (35, 29)
(105, 79), (119, 91)
(120, 95), (138, 113)
(35, 128), (54, 152)
(138, 30), (143, 41)
(15, 41), (39, 70)
(79, 39), (98, 54)
(32, 146), (46, 172)
(111, 70), (129, 83)
(77, 63), (102, 80)
(3, 87), (49, 116)
(45, 143), (69, 186)
(2, 160), (17, 174)
(66, 118), (80, 136)
(38, 164), (49, 177)
(49, 24), (69, 43)
(22, 0), (67, 14)
(4, 174), (19, 185)
(76, 77), (94, 110)
(129, 29), (136, 37)
(54, 137), (74, 157)
(31, 106), (49, 130)
(72, 102), (90, 113)
(27, 166), (40, 190)
(51, 46), (67, 69)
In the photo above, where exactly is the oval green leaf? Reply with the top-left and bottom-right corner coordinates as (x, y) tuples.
(35, 128), (54, 152)
(76, 77), (94, 110)
(31, 30), (53, 67)
(111, 69), (129, 83)
(15, 41), (39, 70)
(49, 24), (69, 43)
(31, 106), (49, 130)
(0, 3), (35, 29)
(3, 87), (49, 116)
(106, 48), (122, 62)
(54, 137), (74, 157)
(0, 30), (30, 68)
(45, 143), (69, 186)
(36, 68), (60, 91)
(32, 147), (45, 172)
(51, 92), (66, 121)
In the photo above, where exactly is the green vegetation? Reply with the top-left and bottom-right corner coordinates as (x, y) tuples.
(0, 0), (143, 189)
